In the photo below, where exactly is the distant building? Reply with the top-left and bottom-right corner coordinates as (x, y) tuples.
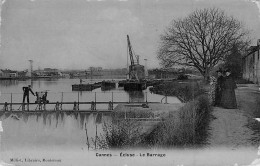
(0, 69), (18, 78)
(61, 73), (70, 78)
(242, 39), (260, 84)
(43, 68), (59, 77)
(89, 67), (102, 72)
(18, 70), (28, 78)
(32, 68), (60, 77)
(43, 68), (58, 73)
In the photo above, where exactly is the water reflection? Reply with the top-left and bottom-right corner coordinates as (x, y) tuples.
(0, 111), (109, 129)
(36, 78), (59, 87)
(0, 111), (111, 149)
(127, 91), (144, 102)
(0, 80), (19, 87)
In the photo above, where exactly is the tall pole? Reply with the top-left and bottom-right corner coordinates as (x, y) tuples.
(126, 36), (129, 79)
(29, 60), (33, 78)
(144, 59), (148, 79)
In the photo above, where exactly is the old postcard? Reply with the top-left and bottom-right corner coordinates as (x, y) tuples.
(0, 0), (260, 166)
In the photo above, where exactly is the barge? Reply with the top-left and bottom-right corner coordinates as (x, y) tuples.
(101, 80), (116, 91)
(72, 82), (101, 91)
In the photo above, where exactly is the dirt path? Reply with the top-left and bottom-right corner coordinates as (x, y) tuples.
(209, 107), (254, 147)
(209, 84), (260, 148)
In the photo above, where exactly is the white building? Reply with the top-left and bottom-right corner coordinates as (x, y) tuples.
(242, 40), (260, 84)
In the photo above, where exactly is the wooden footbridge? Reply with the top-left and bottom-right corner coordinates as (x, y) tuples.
(0, 101), (161, 112)
(0, 91), (169, 112)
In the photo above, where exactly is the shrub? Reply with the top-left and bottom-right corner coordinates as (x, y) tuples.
(144, 94), (212, 148)
(177, 74), (188, 80)
(94, 95), (213, 149)
(95, 120), (143, 149)
(150, 81), (206, 102)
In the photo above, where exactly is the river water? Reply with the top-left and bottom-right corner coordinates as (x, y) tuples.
(0, 78), (179, 110)
(0, 80), (260, 166)
(0, 78), (180, 152)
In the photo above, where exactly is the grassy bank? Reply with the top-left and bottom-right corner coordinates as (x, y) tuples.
(95, 119), (143, 149)
(143, 95), (212, 148)
(92, 80), (213, 149)
(149, 80), (206, 102)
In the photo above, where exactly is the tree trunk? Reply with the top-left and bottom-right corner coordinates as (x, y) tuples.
(203, 68), (210, 83)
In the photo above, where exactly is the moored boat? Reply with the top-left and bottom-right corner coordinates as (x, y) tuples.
(101, 80), (116, 91)
(72, 84), (96, 91)
(123, 81), (146, 91)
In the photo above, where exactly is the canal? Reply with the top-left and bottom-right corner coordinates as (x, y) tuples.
(0, 78), (180, 152)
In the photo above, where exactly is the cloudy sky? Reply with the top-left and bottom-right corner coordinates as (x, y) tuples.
(0, 0), (260, 70)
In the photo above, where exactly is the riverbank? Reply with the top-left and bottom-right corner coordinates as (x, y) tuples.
(113, 103), (184, 134)
(149, 79), (205, 102)
(99, 88), (212, 149)
(147, 80), (260, 149)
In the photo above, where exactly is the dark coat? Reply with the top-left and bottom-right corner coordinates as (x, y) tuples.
(215, 76), (224, 106)
(220, 76), (237, 109)
(23, 86), (34, 96)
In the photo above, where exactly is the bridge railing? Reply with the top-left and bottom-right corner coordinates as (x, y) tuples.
(0, 91), (154, 111)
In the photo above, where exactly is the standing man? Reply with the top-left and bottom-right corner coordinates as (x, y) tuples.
(22, 85), (35, 104)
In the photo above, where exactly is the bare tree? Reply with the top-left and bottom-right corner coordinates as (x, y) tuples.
(157, 8), (250, 80)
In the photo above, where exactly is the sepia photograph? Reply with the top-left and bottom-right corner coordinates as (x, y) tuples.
(0, 0), (260, 165)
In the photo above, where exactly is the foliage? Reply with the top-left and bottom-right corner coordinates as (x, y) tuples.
(150, 80), (206, 102)
(177, 74), (188, 80)
(223, 45), (243, 79)
(94, 94), (213, 149)
(157, 8), (250, 80)
(144, 95), (212, 148)
(95, 120), (143, 149)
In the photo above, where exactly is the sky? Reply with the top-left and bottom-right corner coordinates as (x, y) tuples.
(0, 0), (260, 70)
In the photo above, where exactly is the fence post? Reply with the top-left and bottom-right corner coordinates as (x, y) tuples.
(22, 103), (25, 111)
(112, 92), (114, 109)
(112, 92), (113, 103)
(61, 92), (63, 110)
(10, 93), (12, 111)
(78, 91), (80, 110)
(55, 102), (60, 111)
(61, 92), (63, 102)
(95, 92), (97, 103)
(91, 101), (96, 111)
(4, 102), (8, 111)
(108, 101), (113, 110)
(73, 101), (79, 111)
(145, 92), (148, 103)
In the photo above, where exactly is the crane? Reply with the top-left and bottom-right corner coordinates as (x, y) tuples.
(127, 35), (141, 81)
(127, 35), (139, 66)
(124, 35), (146, 91)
